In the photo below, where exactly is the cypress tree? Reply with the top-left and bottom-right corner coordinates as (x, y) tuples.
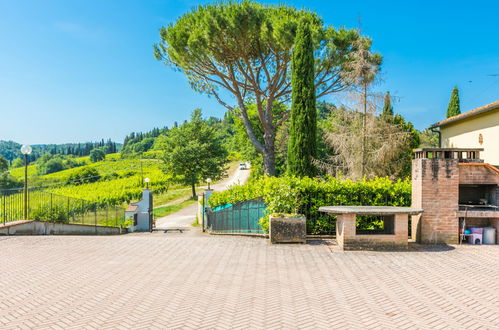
(446, 86), (461, 118)
(287, 19), (317, 177)
(382, 91), (393, 117)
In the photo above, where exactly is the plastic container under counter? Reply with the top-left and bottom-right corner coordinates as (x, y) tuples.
(482, 227), (496, 244)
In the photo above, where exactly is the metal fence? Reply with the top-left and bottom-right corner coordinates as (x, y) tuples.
(206, 198), (266, 234)
(0, 187), (125, 227)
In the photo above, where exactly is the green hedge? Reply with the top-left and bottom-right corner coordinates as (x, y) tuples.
(209, 176), (411, 234)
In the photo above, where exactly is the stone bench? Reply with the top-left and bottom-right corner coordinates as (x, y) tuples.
(319, 206), (423, 250)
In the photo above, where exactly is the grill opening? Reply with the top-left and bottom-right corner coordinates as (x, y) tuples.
(459, 184), (498, 210)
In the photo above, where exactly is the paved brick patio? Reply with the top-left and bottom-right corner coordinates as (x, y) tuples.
(0, 232), (498, 329)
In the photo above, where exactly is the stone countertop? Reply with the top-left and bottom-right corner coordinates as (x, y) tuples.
(319, 206), (424, 216)
(457, 210), (499, 218)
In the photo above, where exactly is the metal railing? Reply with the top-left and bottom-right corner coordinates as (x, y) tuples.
(0, 187), (125, 227)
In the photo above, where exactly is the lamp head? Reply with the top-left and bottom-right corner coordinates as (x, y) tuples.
(20, 144), (32, 155)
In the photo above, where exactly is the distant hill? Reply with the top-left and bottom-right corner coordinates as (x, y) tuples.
(0, 139), (122, 162)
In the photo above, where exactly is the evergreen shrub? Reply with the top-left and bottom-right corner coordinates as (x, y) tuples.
(209, 176), (411, 234)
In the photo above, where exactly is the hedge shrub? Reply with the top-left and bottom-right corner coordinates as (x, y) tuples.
(209, 176), (411, 234)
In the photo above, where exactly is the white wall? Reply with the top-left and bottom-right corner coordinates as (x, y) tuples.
(441, 109), (499, 166)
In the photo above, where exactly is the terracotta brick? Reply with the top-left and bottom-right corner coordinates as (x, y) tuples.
(412, 159), (459, 244)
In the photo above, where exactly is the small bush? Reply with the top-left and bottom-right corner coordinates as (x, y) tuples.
(102, 172), (120, 181)
(31, 205), (69, 223)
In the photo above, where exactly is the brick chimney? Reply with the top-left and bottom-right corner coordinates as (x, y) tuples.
(411, 148), (483, 244)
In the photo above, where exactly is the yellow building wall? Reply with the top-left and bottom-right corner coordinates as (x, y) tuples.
(441, 109), (499, 166)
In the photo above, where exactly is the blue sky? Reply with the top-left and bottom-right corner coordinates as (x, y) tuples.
(0, 0), (498, 144)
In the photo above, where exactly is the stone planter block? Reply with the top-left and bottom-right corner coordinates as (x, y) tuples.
(269, 215), (306, 244)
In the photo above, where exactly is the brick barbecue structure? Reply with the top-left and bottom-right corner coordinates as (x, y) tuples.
(412, 148), (499, 244)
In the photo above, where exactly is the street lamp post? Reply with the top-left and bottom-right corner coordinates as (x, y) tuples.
(206, 178), (212, 190)
(144, 177), (150, 189)
(20, 144), (32, 220)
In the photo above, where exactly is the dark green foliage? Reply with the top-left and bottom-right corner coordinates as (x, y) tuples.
(66, 167), (101, 185)
(40, 158), (65, 174)
(0, 155), (8, 172)
(157, 109), (228, 198)
(383, 114), (421, 178)
(287, 19), (317, 177)
(446, 86), (461, 118)
(382, 91), (394, 117)
(132, 138), (155, 154)
(64, 158), (87, 169)
(0, 141), (22, 163)
(209, 176), (411, 234)
(89, 148), (106, 162)
(317, 101), (334, 120)
(121, 127), (168, 155)
(0, 140), (119, 162)
(37, 153), (67, 175)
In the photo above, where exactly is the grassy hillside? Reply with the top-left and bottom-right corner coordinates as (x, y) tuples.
(10, 154), (171, 205)
(9, 154), (238, 207)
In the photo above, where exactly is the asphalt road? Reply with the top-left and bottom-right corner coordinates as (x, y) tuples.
(154, 166), (250, 229)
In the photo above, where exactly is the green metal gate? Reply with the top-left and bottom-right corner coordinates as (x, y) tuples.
(206, 198), (266, 234)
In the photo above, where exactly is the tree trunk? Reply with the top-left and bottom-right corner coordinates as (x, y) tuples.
(262, 129), (276, 176)
(262, 150), (276, 176)
(191, 183), (196, 199)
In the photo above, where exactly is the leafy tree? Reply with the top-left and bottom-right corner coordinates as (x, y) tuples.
(90, 148), (106, 162)
(36, 153), (66, 175)
(36, 152), (53, 165)
(121, 127), (168, 155)
(155, 1), (381, 176)
(287, 19), (317, 177)
(382, 91), (393, 117)
(0, 172), (21, 189)
(420, 128), (439, 148)
(317, 101), (334, 120)
(446, 86), (461, 118)
(39, 158), (66, 175)
(229, 102), (289, 178)
(11, 157), (23, 168)
(156, 109), (228, 198)
(382, 113), (421, 178)
(0, 155), (8, 172)
(133, 137), (155, 154)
